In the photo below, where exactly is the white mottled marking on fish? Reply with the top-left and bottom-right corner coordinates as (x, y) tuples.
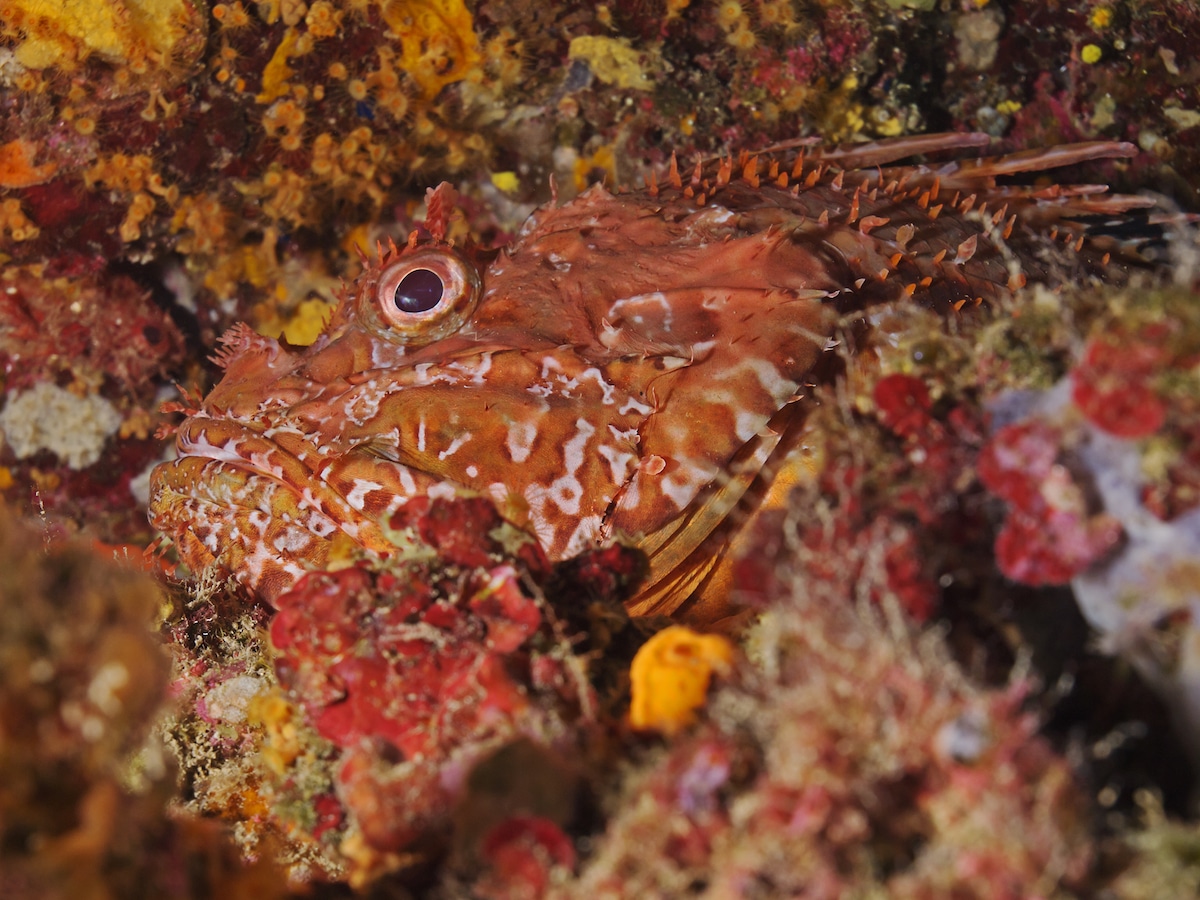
(597, 443), (636, 486)
(346, 478), (384, 511)
(660, 459), (718, 510)
(437, 432), (472, 460)
(505, 420), (538, 463)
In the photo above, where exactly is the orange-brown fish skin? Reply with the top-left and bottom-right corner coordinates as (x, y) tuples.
(148, 134), (1152, 623)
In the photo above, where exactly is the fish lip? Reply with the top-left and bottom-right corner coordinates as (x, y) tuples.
(159, 420), (279, 484)
(150, 415), (412, 602)
(152, 415), (388, 560)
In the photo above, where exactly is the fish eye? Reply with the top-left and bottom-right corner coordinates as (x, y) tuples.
(368, 248), (481, 345)
(393, 268), (445, 313)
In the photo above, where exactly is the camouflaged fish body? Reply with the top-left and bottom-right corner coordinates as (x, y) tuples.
(149, 133), (1151, 620)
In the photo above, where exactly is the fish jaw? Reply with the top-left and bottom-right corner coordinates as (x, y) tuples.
(148, 414), (444, 601)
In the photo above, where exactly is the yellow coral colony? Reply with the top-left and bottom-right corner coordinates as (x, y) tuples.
(3, 0), (205, 83)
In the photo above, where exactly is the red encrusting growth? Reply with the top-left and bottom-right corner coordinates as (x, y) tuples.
(978, 419), (1123, 585)
(1071, 326), (1171, 439)
(268, 496), (642, 858)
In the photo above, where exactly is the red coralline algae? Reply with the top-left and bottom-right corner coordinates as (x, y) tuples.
(268, 496), (640, 862)
(1071, 328), (1170, 439)
(274, 561), (545, 751)
(788, 495), (940, 622)
(0, 260), (183, 397)
(475, 815), (577, 899)
(874, 372), (935, 440)
(389, 495), (550, 575)
(733, 368), (991, 623)
(724, 381), (979, 628)
(0, 257), (186, 543)
(978, 419), (1122, 585)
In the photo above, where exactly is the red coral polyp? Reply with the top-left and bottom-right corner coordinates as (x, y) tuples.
(1070, 331), (1169, 439)
(874, 373), (934, 439)
(979, 420), (1122, 585)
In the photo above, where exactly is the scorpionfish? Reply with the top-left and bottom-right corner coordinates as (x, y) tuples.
(149, 133), (1152, 622)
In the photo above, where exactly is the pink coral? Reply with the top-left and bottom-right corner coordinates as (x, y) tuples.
(1071, 327), (1170, 439)
(978, 419), (1122, 584)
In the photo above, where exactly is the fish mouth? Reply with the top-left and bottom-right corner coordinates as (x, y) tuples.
(149, 417), (396, 601)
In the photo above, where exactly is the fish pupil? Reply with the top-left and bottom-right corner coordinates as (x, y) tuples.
(393, 268), (444, 313)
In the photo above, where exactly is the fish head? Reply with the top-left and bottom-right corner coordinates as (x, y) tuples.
(149, 181), (839, 607)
